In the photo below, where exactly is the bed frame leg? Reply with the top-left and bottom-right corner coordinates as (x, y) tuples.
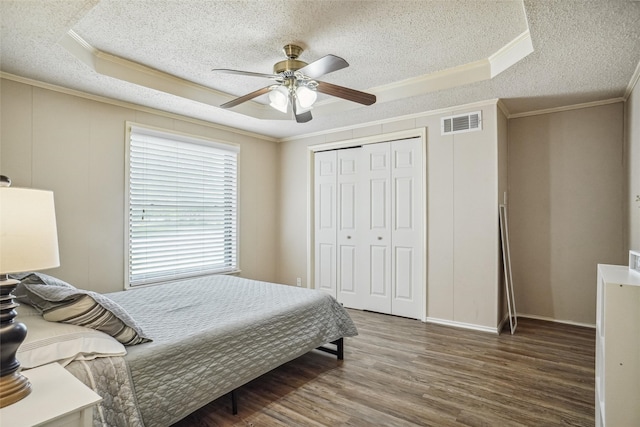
(336, 337), (344, 360)
(230, 389), (238, 415)
(315, 337), (344, 360)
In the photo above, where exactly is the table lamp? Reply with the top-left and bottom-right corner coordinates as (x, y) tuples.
(0, 175), (60, 407)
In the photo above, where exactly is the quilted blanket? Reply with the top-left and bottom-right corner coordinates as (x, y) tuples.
(106, 275), (358, 427)
(65, 356), (144, 427)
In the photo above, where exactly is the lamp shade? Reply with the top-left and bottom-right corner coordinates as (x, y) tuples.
(295, 85), (317, 109)
(0, 187), (60, 274)
(269, 86), (289, 113)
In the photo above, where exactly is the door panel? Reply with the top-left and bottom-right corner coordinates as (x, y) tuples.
(390, 138), (423, 319)
(366, 244), (391, 313)
(339, 183), (356, 230)
(394, 176), (413, 230)
(314, 151), (337, 296)
(370, 179), (388, 230)
(318, 183), (334, 229)
(317, 243), (335, 293)
(339, 246), (356, 293)
(394, 246), (414, 299)
(337, 148), (363, 308)
(360, 143), (392, 314)
(370, 245), (389, 296)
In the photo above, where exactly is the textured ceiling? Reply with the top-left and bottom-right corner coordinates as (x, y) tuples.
(1, 0), (639, 139)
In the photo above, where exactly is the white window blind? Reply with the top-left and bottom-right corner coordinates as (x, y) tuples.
(126, 125), (239, 287)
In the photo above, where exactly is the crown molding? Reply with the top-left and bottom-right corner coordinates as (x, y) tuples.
(5, 67), (627, 143)
(508, 98), (625, 119)
(372, 59), (491, 103)
(60, 31), (283, 121)
(624, 58), (640, 100)
(60, 29), (533, 123)
(488, 30), (534, 78)
(496, 99), (511, 118)
(280, 98), (501, 142)
(284, 94), (629, 142)
(0, 72), (278, 143)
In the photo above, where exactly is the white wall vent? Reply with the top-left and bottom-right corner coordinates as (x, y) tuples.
(441, 111), (482, 135)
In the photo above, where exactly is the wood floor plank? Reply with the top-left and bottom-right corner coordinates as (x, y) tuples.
(172, 310), (595, 426)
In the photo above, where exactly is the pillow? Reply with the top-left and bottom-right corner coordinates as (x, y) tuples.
(16, 274), (151, 346)
(13, 273), (77, 312)
(43, 293), (151, 346)
(16, 304), (126, 369)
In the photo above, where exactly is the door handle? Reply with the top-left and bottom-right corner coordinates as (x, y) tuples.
(377, 236), (382, 240)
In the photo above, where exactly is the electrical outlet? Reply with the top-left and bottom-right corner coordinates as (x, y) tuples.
(296, 277), (302, 287)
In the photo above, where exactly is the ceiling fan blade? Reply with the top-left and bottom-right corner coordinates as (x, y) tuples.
(220, 86), (271, 109)
(292, 96), (313, 123)
(295, 110), (313, 123)
(212, 69), (281, 80)
(316, 81), (376, 105)
(298, 55), (349, 79)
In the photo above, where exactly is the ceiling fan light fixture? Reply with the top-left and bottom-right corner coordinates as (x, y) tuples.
(295, 85), (317, 109)
(294, 97), (312, 114)
(217, 43), (375, 122)
(269, 86), (289, 113)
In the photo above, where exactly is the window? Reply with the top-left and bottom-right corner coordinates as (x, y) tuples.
(125, 124), (239, 287)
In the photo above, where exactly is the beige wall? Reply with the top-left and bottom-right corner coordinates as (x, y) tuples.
(508, 102), (626, 325)
(627, 81), (640, 251)
(277, 102), (504, 330)
(447, 105), (501, 329)
(4, 72), (630, 328)
(0, 78), (280, 294)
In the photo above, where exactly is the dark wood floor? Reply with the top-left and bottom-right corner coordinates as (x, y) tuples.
(172, 309), (595, 427)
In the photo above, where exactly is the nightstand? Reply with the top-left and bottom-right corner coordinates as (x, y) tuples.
(0, 363), (101, 427)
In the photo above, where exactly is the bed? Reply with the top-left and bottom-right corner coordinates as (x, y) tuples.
(15, 273), (358, 427)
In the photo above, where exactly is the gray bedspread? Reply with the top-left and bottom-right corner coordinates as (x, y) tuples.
(66, 356), (144, 427)
(106, 274), (358, 427)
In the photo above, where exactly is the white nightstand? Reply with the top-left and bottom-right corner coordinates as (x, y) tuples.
(0, 363), (101, 427)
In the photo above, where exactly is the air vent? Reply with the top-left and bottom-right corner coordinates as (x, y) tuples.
(441, 111), (482, 135)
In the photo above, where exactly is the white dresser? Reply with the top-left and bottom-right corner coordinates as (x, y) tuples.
(596, 264), (640, 427)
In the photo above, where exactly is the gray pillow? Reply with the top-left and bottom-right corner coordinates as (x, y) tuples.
(15, 273), (151, 346)
(13, 273), (76, 312)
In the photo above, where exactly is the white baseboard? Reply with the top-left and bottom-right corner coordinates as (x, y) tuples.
(425, 313), (594, 334)
(517, 313), (595, 329)
(425, 317), (500, 334)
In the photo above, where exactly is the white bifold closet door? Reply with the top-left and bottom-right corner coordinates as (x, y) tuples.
(314, 138), (423, 320)
(336, 148), (362, 309)
(314, 150), (338, 297)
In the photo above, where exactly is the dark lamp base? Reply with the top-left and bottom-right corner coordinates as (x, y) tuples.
(0, 370), (31, 408)
(0, 276), (31, 408)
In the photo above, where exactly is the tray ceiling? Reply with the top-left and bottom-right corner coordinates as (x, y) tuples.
(1, 0), (639, 139)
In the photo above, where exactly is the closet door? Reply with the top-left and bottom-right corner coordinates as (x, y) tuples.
(314, 138), (424, 320)
(336, 148), (363, 308)
(390, 138), (423, 318)
(359, 143), (393, 314)
(314, 150), (337, 297)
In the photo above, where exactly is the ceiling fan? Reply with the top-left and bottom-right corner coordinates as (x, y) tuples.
(214, 44), (376, 123)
